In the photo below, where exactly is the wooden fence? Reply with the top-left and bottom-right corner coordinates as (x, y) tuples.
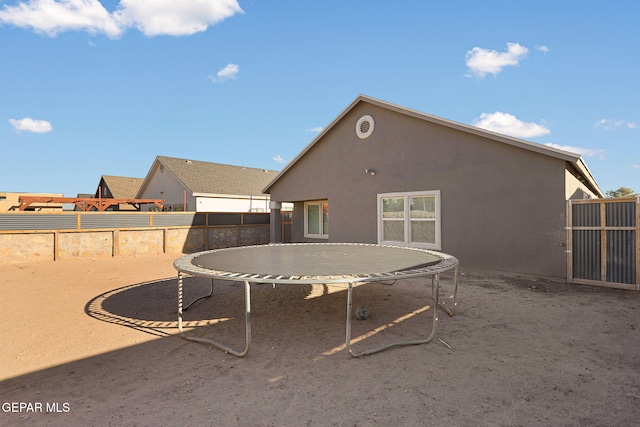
(567, 198), (639, 290)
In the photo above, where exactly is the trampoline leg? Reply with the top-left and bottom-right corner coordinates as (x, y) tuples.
(183, 278), (214, 311)
(438, 266), (458, 317)
(178, 273), (251, 357)
(346, 276), (440, 358)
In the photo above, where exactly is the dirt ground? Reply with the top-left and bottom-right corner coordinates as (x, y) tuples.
(1, 253), (639, 426)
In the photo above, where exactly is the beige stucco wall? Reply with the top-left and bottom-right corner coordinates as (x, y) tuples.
(270, 103), (578, 278)
(565, 169), (600, 200)
(138, 163), (196, 211)
(0, 192), (64, 212)
(195, 196), (271, 213)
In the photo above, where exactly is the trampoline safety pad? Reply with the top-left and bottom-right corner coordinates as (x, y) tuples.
(192, 244), (441, 278)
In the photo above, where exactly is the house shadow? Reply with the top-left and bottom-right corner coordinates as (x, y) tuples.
(1, 274), (456, 424)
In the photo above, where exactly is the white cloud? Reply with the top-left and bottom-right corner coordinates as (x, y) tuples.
(544, 143), (605, 158)
(465, 42), (529, 77)
(632, 164), (640, 169)
(114, 0), (243, 37)
(535, 45), (549, 54)
(9, 117), (53, 133)
(0, 0), (121, 37)
(272, 155), (286, 164)
(208, 63), (239, 83)
(0, 0), (243, 38)
(594, 118), (637, 130)
(306, 126), (323, 133)
(472, 112), (550, 138)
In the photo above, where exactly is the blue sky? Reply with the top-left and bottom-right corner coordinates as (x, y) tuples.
(1, 0), (638, 197)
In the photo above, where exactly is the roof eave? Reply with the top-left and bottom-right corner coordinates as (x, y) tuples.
(572, 157), (604, 198)
(263, 96), (365, 193)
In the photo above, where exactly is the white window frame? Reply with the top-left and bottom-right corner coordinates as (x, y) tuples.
(304, 200), (329, 239)
(377, 190), (441, 250)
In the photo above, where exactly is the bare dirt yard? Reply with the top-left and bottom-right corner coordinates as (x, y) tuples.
(1, 254), (639, 426)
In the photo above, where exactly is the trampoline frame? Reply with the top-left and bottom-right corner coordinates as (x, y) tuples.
(174, 243), (459, 358)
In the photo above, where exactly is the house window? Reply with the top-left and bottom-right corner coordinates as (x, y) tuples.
(304, 201), (328, 238)
(378, 191), (441, 249)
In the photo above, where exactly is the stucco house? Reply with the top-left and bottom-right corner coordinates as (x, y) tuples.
(137, 156), (280, 212)
(263, 95), (603, 279)
(0, 192), (64, 212)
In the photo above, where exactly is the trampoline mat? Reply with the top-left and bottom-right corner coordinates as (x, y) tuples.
(192, 244), (441, 277)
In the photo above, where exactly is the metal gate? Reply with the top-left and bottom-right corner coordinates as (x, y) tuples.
(567, 197), (639, 290)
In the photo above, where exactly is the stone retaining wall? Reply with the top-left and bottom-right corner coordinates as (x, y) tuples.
(0, 224), (269, 262)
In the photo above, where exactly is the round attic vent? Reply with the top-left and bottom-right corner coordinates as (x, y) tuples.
(356, 115), (375, 139)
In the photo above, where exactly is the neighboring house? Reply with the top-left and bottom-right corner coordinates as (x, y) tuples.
(0, 192), (64, 212)
(137, 156), (280, 212)
(74, 193), (94, 211)
(263, 95), (603, 279)
(94, 176), (145, 211)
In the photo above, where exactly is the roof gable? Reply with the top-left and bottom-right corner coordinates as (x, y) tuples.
(263, 95), (602, 197)
(99, 176), (144, 199)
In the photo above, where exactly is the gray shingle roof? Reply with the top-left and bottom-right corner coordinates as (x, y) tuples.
(101, 176), (144, 199)
(157, 156), (279, 196)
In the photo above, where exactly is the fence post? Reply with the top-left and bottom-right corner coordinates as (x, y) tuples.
(53, 231), (59, 261)
(566, 200), (573, 283)
(113, 230), (120, 257)
(599, 201), (607, 283)
(636, 197), (640, 286)
(163, 228), (168, 254)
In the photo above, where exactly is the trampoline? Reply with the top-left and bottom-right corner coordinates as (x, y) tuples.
(174, 243), (459, 357)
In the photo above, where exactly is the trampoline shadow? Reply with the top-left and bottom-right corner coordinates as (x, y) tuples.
(84, 276), (319, 339)
(85, 277), (182, 337)
(86, 274), (456, 357)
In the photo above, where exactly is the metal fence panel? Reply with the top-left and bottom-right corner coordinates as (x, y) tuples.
(152, 213), (205, 227)
(572, 203), (600, 227)
(0, 214), (77, 230)
(572, 230), (601, 281)
(0, 212), (270, 231)
(607, 230), (636, 284)
(568, 198), (639, 289)
(606, 202), (635, 227)
(208, 213), (242, 225)
(243, 213), (271, 225)
(80, 213), (151, 229)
